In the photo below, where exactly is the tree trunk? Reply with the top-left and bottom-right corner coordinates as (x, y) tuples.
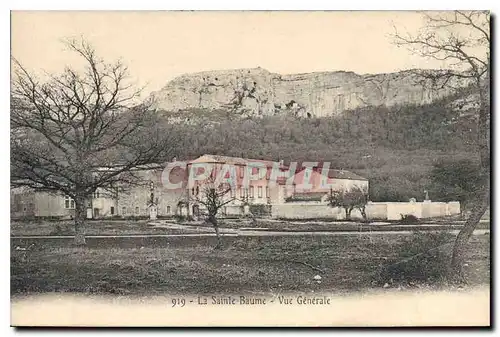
(214, 224), (222, 249)
(74, 193), (87, 246)
(477, 85), (490, 169)
(360, 206), (367, 221)
(346, 208), (352, 220)
(450, 78), (490, 280)
(450, 188), (489, 280)
(209, 214), (222, 249)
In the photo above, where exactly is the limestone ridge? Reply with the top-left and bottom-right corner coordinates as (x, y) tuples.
(148, 67), (464, 117)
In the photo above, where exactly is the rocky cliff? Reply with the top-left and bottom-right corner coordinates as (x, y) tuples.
(149, 67), (467, 117)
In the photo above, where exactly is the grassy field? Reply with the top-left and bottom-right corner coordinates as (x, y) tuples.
(209, 218), (490, 232)
(10, 219), (214, 236)
(11, 217), (490, 237)
(11, 233), (490, 296)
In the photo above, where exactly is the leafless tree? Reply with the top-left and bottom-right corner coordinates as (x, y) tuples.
(11, 38), (177, 245)
(392, 11), (490, 278)
(192, 177), (235, 248)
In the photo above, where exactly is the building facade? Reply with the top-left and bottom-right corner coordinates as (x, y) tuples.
(10, 154), (370, 219)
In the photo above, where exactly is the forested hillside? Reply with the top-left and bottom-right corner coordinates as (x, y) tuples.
(160, 91), (481, 204)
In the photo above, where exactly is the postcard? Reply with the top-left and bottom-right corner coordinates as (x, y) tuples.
(10, 10), (490, 327)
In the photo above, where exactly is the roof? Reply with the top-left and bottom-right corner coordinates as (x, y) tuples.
(188, 155), (367, 181)
(325, 169), (367, 181)
(189, 154), (287, 169)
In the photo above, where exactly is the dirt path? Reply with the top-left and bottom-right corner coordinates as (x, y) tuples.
(11, 228), (489, 239)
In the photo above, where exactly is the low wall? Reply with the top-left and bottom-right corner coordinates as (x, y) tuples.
(271, 201), (460, 220)
(386, 202), (422, 220)
(271, 202), (339, 219)
(365, 203), (387, 220)
(271, 202), (365, 220)
(375, 201), (461, 220)
(224, 205), (243, 216)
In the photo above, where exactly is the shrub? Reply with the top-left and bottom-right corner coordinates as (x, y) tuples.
(399, 214), (419, 225)
(375, 231), (454, 286)
(249, 204), (271, 216)
(174, 215), (186, 223)
(174, 214), (194, 223)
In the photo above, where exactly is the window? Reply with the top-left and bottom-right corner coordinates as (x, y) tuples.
(122, 207), (127, 215)
(93, 191), (100, 199)
(266, 186), (270, 198)
(249, 186), (254, 198)
(196, 186), (200, 196)
(239, 166), (244, 178)
(135, 207), (140, 214)
(191, 187), (195, 196)
(239, 187), (244, 198)
(110, 206), (115, 215)
(64, 196), (75, 209)
(258, 186), (263, 198)
(167, 206), (171, 214)
(150, 181), (154, 190)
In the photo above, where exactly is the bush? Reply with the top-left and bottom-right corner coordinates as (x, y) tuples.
(249, 204), (271, 216)
(399, 214), (419, 225)
(174, 214), (194, 223)
(174, 215), (186, 223)
(375, 231), (454, 286)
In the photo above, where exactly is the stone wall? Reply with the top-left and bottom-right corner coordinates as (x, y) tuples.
(271, 201), (461, 220)
(365, 203), (387, 220)
(271, 202), (346, 219)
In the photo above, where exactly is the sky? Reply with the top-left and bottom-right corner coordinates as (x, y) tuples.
(11, 11), (458, 95)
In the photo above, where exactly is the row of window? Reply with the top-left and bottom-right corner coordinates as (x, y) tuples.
(191, 186), (270, 199)
(66, 186), (272, 213)
(64, 196), (173, 216)
(64, 193), (101, 209)
(120, 206), (171, 215)
(237, 186), (269, 199)
(66, 184), (272, 210)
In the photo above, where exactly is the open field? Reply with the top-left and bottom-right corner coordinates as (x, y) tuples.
(10, 219), (214, 237)
(11, 233), (490, 296)
(203, 218), (491, 232)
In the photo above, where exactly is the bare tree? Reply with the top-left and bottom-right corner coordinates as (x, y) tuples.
(192, 178), (235, 248)
(393, 11), (490, 277)
(11, 38), (177, 245)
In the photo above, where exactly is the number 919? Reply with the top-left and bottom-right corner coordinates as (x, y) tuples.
(172, 298), (186, 307)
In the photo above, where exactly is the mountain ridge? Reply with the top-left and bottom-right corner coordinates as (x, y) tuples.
(148, 67), (469, 117)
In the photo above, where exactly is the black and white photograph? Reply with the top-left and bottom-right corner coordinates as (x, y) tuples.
(9, 10), (491, 327)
